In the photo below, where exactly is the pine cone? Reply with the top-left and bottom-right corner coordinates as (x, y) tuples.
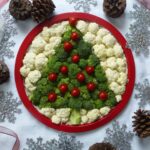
(0, 61), (10, 84)
(89, 142), (116, 150)
(103, 0), (126, 18)
(132, 109), (150, 138)
(31, 0), (56, 23)
(9, 0), (32, 20)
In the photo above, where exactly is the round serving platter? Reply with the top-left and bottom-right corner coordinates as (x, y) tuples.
(15, 12), (135, 132)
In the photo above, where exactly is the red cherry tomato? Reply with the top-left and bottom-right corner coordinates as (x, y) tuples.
(48, 92), (57, 102)
(69, 17), (78, 26)
(64, 42), (73, 53)
(87, 82), (96, 92)
(59, 84), (68, 93)
(60, 65), (68, 74)
(48, 73), (57, 82)
(71, 32), (80, 41)
(85, 66), (95, 75)
(76, 72), (85, 83)
(71, 88), (80, 97)
(99, 91), (108, 100)
(72, 54), (80, 63)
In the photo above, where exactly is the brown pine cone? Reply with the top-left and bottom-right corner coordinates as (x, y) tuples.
(103, 0), (126, 18)
(89, 142), (116, 150)
(31, 0), (56, 23)
(132, 109), (150, 138)
(9, 0), (32, 20)
(0, 61), (10, 84)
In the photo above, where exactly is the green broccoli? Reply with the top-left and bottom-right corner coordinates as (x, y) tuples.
(88, 54), (99, 66)
(105, 97), (117, 108)
(52, 96), (68, 108)
(79, 59), (88, 69)
(36, 78), (48, 86)
(41, 66), (50, 77)
(58, 78), (70, 85)
(53, 62), (62, 73)
(80, 86), (91, 100)
(68, 64), (81, 78)
(94, 100), (104, 109)
(71, 79), (80, 87)
(69, 109), (81, 125)
(82, 100), (94, 110)
(95, 66), (107, 82)
(90, 90), (99, 99)
(98, 83), (109, 91)
(62, 30), (72, 42)
(30, 90), (42, 106)
(68, 98), (82, 110)
(47, 56), (58, 71)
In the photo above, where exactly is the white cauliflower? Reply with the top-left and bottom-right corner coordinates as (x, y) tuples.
(100, 107), (111, 116)
(44, 44), (55, 56)
(35, 53), (48, 70)
(41, 27), (50, 42)
(88, 22), (99, 34)
(106, 57), (117, 69)
(31, 36), (47, 54)
(102, 34), (116, 47)
(117, 66), (127, 73)
(39, 108), (55, 118)
(81, 116), (89, 124)
(109, 82), (125, 94)
(95, 35), (103, 44)
(76, 20), (89, 33)
(61, 117), (69, 123)
(116, 58), (126, 67)
(115, 95), (122, 102)
(105, 68), (119, 82)
(100, 61), (107, 70)
(117, 72), (127, 85)
(51, 115), (61, 124)
(49, 36), (62, 47)
(56, 108), (71, 118)
(27, 70), (41, 84)
(20, 65), (30, 77)
(117, 85), (126, 94)
(97, 28), (109, 38)
(87, 109), (100, 123)
(113, 43), (123, 57)
(106, 48), (114, 57)
(80, 109), (87, 116)
(83, 32), (96, 44)
(93, 44), (106, 59)
(23, 52), (36, 70)
(25, 77), (36, 92)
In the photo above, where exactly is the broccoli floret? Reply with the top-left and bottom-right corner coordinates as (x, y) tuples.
(47, 56), (58, 72)
(80, 86), (91, 100)
(58, 78), (70, 85)
(37, 84), (50, 95)
(71, 79), (80, 87)
(94, 100), (104, 109)
(41, 66), (50, 77)
(98, 83), (109, 91)
(67, 57), (72, 63)
(68, 64), (81, 78)
(77, 40), (92, 58)
(53, 62), (62, 73)
(82, 100), (94, 110)
(36, 78), (48, 86)
(88, 54), (99, 66)
(62, 30), (72, 42)
(68, 98), (82, 110)
(70, 49), (78, 55)
(95, 66), (107, 82)
(39, 96), (49, 108)
(79, 59), (88, 69)
(90, 90), (99, 99)
(52, 96), (68, 108)
(30, 90), (42, 106)
(105, 97), (117, 108)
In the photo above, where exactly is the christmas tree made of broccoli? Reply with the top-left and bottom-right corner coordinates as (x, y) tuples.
(30, 23), (117, 111)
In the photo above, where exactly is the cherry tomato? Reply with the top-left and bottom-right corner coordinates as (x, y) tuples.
(71, 32), (80, 41)
(99, 91), (108, 100)
(48, 92), (57, 102)
(59, 84), (68, 93)
(60, 65), (68, 74)
(87, 82), (96, 92)
(64, 42), (73, 53)
(76, 72), (85, 82)
(85, 66), (95, 75)
(48, 73), (57, 82)
(72, 54), (80, 63)
(71, 88), (80, 97)
(69, 17), (78, 26)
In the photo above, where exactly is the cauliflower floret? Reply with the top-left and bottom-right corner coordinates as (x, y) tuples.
(106, 57), (117, 69)
(76, 20), (89, 34)
(109, 82), (125, 94)
(93, 44), (106, 59)
(100, 107), (111, 116)
(25, 77), (36, 92)
(80, 109), (87, 116)
(51, 115), (61, 124)
(31, 36), (47, 54)
(87, 109), (100, 123)
(100, 61), (107, 70)
(115, 95), (122, 102)
(113, 43), (123, 57)
(23, 52), (36, 70)
(49, 36), (62, 47)
(39, 108), (55, 118)
(117, 66), (127, 72)
(20, 65), (30, 77)
(88, 23), (99, 34)
(27, 70), (41, 84)
(35, 53), (48, 70)
(105, 68), (119, 82)
(116, 58), (126, 67)
(81, 115), (89, 124)
(41, 27), (50, 42)
(55, 25), (67, 36)
(83, 32), (96, 44)
(44, 44), (55, 56)
(117, 85), (126, 94)
(97, 28), (109, 38)
(117, 72), (127, 85)
(95, 35), (103, 44)
(56, 108), (71, 118)
(102, 34), (116, 47)
(106, 48), (114, 57)
(61, 117), (69, 123)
